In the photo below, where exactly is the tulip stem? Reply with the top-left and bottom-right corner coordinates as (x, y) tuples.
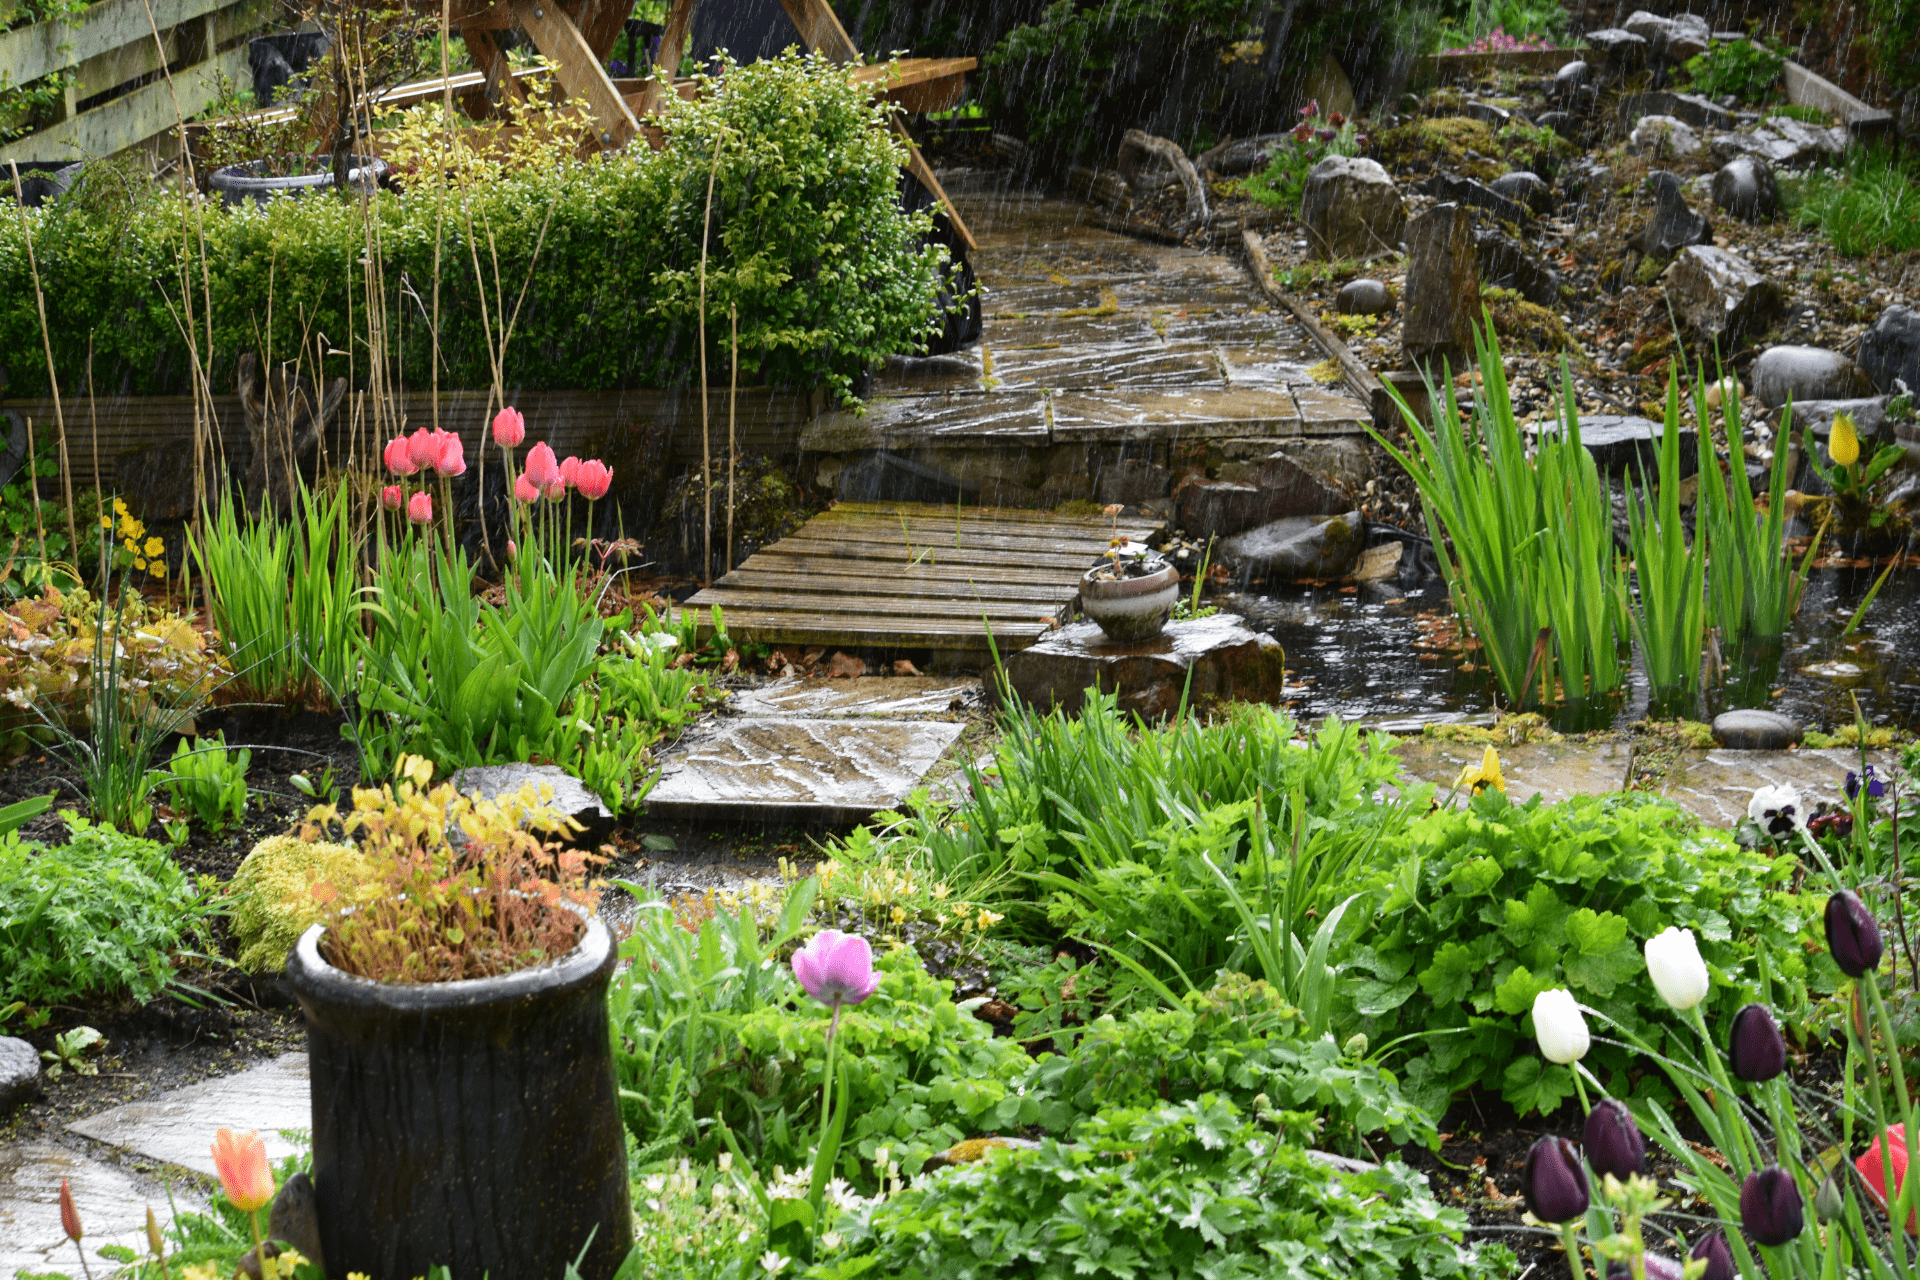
(1570, 1065), (1592, 1117)
(1864, 973), (1920, 1247)
(251, 1209), (274, 1280)
(69, 1238), (94, 1280)
(1686, 1004), (1764, 1177)
(1557, 1224), (1585, 1280)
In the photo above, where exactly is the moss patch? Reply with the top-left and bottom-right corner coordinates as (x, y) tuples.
(1374, 117), (1504, 181)
(1481, 287), (1575, 352)
(1421, 711), (1563, 744)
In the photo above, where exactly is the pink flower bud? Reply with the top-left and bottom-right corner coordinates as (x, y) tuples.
(792, 929), (881, 1008)
(408, 492), (433, 525)
(559, 456), (581, 489)
(432, 430), (466, 478)
(406, 428), (438, 470)
(381, 485), (403, 511)
(524, 441), (561, 488)
(491, 406), (525, 448)
(383, 437), (418, 476)
(506, 539), (517, 557)
(514, 473), (540, 503)
(573, 459), (613, 500)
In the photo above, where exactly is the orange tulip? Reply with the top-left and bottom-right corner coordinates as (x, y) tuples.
(59, 1178), (82, 1241)
(210, 1128), (275, 1212)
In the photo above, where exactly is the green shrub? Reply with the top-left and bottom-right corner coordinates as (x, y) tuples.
(1343, 788), (1820, 1119)
(1679, 36), (1784, 102)
(227, 833), (372, 974)
(0, 51), (953, 403)
(1791, 146), (1920, 258)
(816, 1096), (1513, 1280)
(0, 815), (213, 1004)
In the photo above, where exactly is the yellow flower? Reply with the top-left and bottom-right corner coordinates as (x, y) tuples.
(100, 514), (113, 530)
(113, 498), (128, 515)
(134, 558), (147, 570)
(1830, 411), (1860, 468)
(145, 536), (164, 557)
(148, 562), (165, 578)
(1457, 745), (1506, 796)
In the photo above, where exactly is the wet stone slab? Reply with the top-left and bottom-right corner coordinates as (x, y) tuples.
(1, 1141), (206, 1280)
(645, 718), (968, 824)
(67, 1053), (311, 1178)
(1395, 739), (1636, 806)
(1663, 748), (1899, 827)
(729, 676), (985, 719)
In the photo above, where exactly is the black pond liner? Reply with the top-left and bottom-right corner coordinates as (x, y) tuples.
(286, 914), (633, 1280)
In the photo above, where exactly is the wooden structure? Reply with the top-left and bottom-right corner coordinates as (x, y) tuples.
(0, 0), (274, 163)
(685, 501), (1164, 660)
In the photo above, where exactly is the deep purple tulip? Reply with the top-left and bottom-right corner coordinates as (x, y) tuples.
(1730, 1003), (1787, 1083)
(1523, 1135), (1590, 1223)
(1741, 1166), (1806, 1246)
(1690, 1230), (1736, 1280)
(1584, 1098), (1647, 1180)
(1827, 891), (1886, 979)
(1605, 1254), (1684, 1280)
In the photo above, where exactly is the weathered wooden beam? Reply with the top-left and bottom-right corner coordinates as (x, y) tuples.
(634, 0), (699, 116)
(6, 43), (249, 163)
(0, 0), (244, 95)
(509, 0), (636, 147)
(776, 0), (856, 64)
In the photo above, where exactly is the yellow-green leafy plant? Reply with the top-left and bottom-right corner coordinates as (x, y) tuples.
(298, 754), (600, 984)
(227, 834), (375, 974)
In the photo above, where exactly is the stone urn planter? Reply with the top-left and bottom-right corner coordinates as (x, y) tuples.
(210, 154), (387, 206)
(285, 913), (633, 1280)
(1080, 549), (1180, 642)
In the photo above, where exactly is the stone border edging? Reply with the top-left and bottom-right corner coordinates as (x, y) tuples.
(1241, 228), (1395, 430)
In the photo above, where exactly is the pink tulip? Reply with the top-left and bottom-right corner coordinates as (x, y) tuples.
(406, 428), (438, 471)
(792, 929), (880, 1008)
(383, 437), (418, 476)
(492, 406), (525, 448)
(431, 430), (466, 478)
(559, 456), (581, 489)
(408, 492), (433, 525)
(381, 485), (403, 511)
(543, 480), (568, 502)
(574, 459), (613, 500)
(506, 539), (518, 557)
(210, 1129), (275, 1213)
(60, 1178), (81, 1241)
(524, 442), (561, 488)
(513, 473), (540, 503)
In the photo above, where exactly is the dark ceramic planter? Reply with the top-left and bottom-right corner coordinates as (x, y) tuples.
(286, 917), (633, 1280)
(1080, 558), (1180, 642)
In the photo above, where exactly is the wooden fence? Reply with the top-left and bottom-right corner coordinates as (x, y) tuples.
(1, 0), (274, 165)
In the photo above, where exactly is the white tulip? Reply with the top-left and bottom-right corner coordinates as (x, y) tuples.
(1645, 927), (1710, 1011)
(1531, 988), (1590, 1064)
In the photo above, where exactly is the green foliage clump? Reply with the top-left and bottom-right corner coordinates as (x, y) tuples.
(1345, 789), (1819, 1118)
(227, 833), (372, 974)
(1680, 36), (1784, 101)
(816, 1097), (1511, 1280)
(159, 731), (251, 833)
(0, 815), (213, 1004)
(1791, 146), (1920, 258)
(0, 52), (953, 404)
(1239, 109), (1366, 216)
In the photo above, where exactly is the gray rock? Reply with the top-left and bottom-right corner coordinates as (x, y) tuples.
(1536, 110), (1577, 139)
(1418, 172), (1532, 224)
(1627, 170), (1711, 257)
(1553, 61), (1591, 94)
(1489, 170), (1552, 214)
(1712, 709), (1803, 749)
(1786, 397), (1891, 444)
(1559, 160), (1613, 205)
(1623, 10), (1711, 61)
(1620, 90), (1736, 131)
(450, 763), (615, 847)
(1402, 203), (1482, 375)
(1710, 156), (1778, 220)
(1474, 227), (1561, 307)
(1713, 117), (1848, 169)
(1300, 155), (1406, 259)
(1629, 114), (1703, 158)
(1750, 346), (1876, 408)
(1095, 458), (1172, 506)
(1, 1035), (41, 1112)
(1665, 245), (1785, 346)
(1859, 305), (1920, 396)
(1220, 511), (1366, 583)
(1586, 28), (1649, 71)
(1335, 278), (1394, 315)
(1552, 414), (1700, 476)
(1462, 101), (1513, 128)
(1003, 614), (1288, 720)
(1176, 475), (1341, 539)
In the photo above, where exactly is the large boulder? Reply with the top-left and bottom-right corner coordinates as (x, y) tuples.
(1300, 156), (1406, 259)
(1585, 28), (1649, 74)
(1622, 10), (1712, 62)
(1859, 304), (1920, 395)
(1489, 170), (1552, 215)
(1749, 346), (1875, 408)
(1402, 203), (1482, 375)
(1554, 414), (1700, 477)
(1627, 170), (1711, 258)
(1220, 511), (1365, 583)
(1336, 278), (1394, 315)
(1711, 709), (1802, 749)
(450, 763), (616, 848)
(1664, 246), (1785, 346)
(1710, 157), (1779, 221)
(1004, 614), (1288, 720)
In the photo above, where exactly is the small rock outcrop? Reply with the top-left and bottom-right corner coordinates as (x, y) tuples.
(1475, 227), (1562, 307)
(1664, 245), (1784, 346)
(1860, 304), (1920, 395)
(1, 1036), (41, 1112)
(1418, 172), (1532, 224)
(451, 763), (616, 848)
(1711, 709), (1803, 750)
(1335, 278), (1394, 315)
(1627, 171), (1711, 257)
(1585, 28), (1649, 74)
(1220, 511), (1365, 582)
(1619, 90), (1735, 132)
(1004, 614), (1288, 720)
(1555, 415), (1700, 477)
(1749, 346), (1875, 408)
(1299, 156), (1406, 259)
(1622, 10), (1712, 62)
(1629, 115), (1703, 158)
(1489, 170), (1552, 215)
(1402, 203), (1483, 375)
(1709, 157), (1779, 221)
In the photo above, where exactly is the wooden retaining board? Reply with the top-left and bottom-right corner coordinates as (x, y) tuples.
(688, 500), (1163, 658)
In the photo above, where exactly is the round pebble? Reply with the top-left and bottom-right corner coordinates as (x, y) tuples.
(1711, 710), (1803, 750)
(1336, 279), (1394, 315)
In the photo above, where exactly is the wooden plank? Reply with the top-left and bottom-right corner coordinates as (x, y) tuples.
(721, 552), (1091, 588)
(8, 43), (249, 163)
(755, 539), (1114, 572)
(634, 0), (698, 116)
(0, 0), (244, 94)
(776, 0), (857, 63)
(510, 0), (637, 148)
(831, 500), (1160, 532)
(713, 568), (1077, 601)
(692, 589), (1065, 623)
(692, 612), (1049, 647)
(811, 508), (1156, 538)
